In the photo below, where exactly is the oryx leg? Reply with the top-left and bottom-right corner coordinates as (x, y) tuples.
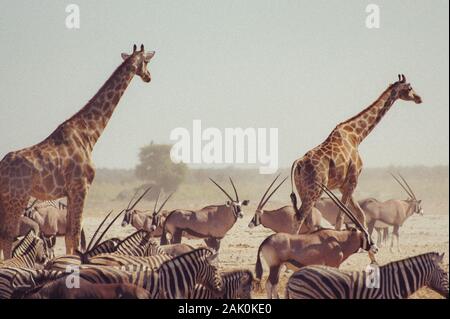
(172, 228), (183, 244)
(266, 265), (281, 299)
(392, 225), (400, 252)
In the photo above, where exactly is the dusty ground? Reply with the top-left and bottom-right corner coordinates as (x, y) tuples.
(53, 204), (448, 299)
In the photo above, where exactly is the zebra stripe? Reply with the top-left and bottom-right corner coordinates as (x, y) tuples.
(74, 265), (159, 298)
(63, 248), (222, 299)
(189, 269), (253, 299)
(158, 248), (222, 299)
(44, 238), (121, 271)
(85, 253), (171, 270)
(0, 267), (63, 299)
(1, 231), (45, 269)
(286, 252), (449, 299)
(11, 230), (36, 257)
(114, 230), (164, 256)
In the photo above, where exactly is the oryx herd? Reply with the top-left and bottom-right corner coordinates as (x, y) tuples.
(0, 172), (447, 300)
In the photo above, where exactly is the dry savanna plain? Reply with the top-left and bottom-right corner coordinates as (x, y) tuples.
(51, 166), (448, 299)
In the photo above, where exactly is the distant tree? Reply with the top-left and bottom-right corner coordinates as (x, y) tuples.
(135, 142), (188, 194)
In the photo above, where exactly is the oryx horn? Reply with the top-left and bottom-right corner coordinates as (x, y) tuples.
(229, 177), (239, 201)
(85, 209), (114, 253)
(259, 174), (288, 209)
(155, 192), (174, 215)
(391, 173), (414, 199)
(317, 182), (369, 237)
(398, 173), (417, 200)
(209, 178), (234, 202)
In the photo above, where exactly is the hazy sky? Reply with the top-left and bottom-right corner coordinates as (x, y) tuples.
(0, 0), (448, 170)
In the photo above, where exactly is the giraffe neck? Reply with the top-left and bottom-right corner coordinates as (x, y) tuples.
(58, 59), (137, 152)
(339, 84), (399, 145)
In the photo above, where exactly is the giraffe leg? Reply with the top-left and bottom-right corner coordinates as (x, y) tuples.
(335, 192), (351, 230)
(0, 196), (29, 259)
(348, 196), (367, 229)
(295, 200), (314, 234)
(65, 188), (88, 255)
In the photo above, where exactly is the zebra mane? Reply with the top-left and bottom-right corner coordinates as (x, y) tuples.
(380, 252), (441, 269)
(160, 247), (212, 267)
(221, 269), (253, 282)
(12, 230), (37, 257)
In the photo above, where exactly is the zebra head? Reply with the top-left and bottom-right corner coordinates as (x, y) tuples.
(235, 270), (254, 299)
(198, 249), (223, 293)
(427, 253), (448, 298)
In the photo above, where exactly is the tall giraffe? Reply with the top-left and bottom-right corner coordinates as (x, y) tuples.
(290, 74), (423, 233)
(0, 44), (155, 259)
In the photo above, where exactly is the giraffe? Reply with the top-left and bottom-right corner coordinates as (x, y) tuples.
(290, 74), (423, 234)
(0, 44), (155, 259)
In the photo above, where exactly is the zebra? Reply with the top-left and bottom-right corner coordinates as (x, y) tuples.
(0, 230), (47, 269)
(45, 238), (121, 271)
(188, 269), (253, 299)
(0, 267), (63, 299)
(285, 252), (449, 299)
(158, 248), (222, 299)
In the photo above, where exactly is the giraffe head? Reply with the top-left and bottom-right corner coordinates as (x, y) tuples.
(394, 74), (422, 104)
(121, 44), (155, 82)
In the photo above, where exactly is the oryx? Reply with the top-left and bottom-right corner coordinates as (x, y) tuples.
(161, 178), (249, 252)
(248, 175), (322, 234)
(360, 174), (423, 252)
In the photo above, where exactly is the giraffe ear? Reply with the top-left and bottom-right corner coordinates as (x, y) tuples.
(144, 51), (155, 62)
(121, 53), (131, 61)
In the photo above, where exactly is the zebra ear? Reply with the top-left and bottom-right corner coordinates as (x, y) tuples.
(240, 273), (250, 284)
(206, 253), (219, 266)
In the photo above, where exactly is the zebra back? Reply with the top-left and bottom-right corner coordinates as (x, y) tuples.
(286, 252), (449, 299)
(75, 265), (159, 298)
(158, 248), (222, 299)
(189, 269), (253, 299)
(44, 255), (82, 272)
(86, 253), (171, 270)
(115, 230), (164, 256)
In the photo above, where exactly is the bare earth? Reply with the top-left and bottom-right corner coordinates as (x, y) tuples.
(53, 204), (449, 299)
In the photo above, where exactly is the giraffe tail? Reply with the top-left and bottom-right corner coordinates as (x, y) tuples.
(290, 160), (300, 214)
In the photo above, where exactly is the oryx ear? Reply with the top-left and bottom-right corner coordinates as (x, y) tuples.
(121, 53), (131, 60)
(225, 201), (231, 207)
(242, 200), (250, 206)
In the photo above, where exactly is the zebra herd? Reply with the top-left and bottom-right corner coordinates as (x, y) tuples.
(0, 184), (447, 299)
